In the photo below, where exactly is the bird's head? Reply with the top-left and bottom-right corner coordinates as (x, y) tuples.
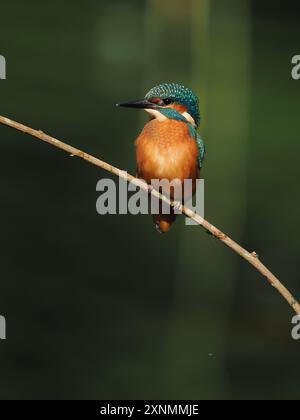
(117, 83), (200, 127)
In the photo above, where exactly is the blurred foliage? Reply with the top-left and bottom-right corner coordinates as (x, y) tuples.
(0, 0), (299, 400)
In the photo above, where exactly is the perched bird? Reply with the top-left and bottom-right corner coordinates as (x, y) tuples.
(117, 83), (205, 233)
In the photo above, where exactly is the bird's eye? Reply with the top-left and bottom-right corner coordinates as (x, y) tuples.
(163, 98), (173, 105)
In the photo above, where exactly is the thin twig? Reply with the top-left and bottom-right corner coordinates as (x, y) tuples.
(1, 114), (299, 316)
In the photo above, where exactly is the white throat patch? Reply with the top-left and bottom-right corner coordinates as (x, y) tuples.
(182, 112), (196, 127)
(145, 109), (196, 126)
(144, 108), (167, 121)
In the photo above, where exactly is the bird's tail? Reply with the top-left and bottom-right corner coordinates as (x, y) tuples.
(153, 213), (177, 234)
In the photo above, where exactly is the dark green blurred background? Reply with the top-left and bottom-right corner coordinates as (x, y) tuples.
(0, 0), (299, 400)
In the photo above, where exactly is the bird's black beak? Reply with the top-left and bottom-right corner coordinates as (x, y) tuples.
(116, 99), (158, 109)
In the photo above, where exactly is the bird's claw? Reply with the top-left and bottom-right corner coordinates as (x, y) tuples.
(173, 201), (182, 214)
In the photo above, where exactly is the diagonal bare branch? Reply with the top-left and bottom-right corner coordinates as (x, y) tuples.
(1, 114), (299, 316)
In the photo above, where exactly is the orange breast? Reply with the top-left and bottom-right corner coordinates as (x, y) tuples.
(135, 119), (199, 199)
(136, 119), (199, 200)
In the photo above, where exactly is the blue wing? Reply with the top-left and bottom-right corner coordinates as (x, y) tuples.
(196, 133), (205, 169)
(187, 124), (205, 169)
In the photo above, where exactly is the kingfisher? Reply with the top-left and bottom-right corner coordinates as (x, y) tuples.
(117, 82), (205, 233)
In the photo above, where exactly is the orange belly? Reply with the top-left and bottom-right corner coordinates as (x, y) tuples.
(135, 119), (199, 190)
(135, 119), (199, 233)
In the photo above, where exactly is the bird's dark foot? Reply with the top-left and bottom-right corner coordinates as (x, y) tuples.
(173, 201), (182, 214)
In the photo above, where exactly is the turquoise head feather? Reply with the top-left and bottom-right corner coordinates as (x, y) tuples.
(145, 83), (200, 127)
